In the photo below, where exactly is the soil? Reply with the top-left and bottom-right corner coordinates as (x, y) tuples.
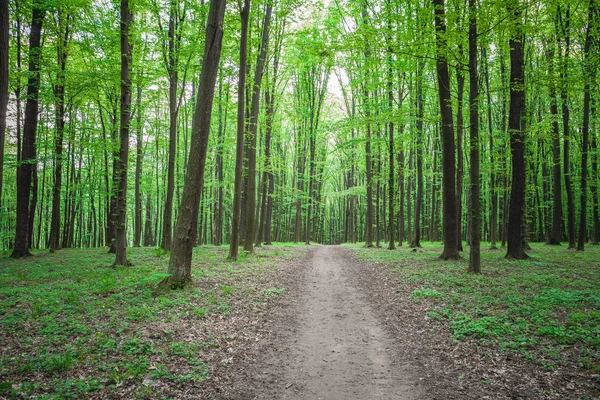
(219, 246), (424, 399)
(206, 245), (599, 399)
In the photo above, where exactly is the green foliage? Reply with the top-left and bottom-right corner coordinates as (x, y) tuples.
(0, 245), (299, 398)
(350, 242), (600, 370)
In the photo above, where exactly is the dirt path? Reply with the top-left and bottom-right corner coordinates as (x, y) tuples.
(223, 245), (423, 399)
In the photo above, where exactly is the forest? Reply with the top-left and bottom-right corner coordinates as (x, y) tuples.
(1, 0), (600, 398)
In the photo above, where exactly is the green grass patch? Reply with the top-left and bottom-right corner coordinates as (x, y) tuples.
(348, 242), (600, 370)
(0, 244), (302, 398)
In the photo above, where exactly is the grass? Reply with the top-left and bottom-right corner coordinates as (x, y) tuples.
(347, 241), (600, 372)
(0, 244), (302, 399)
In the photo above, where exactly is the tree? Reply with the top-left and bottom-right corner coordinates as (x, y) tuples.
(228, 0), (249, 261)
(468, 0), (480, 273)
(48, 13), (71, 252)
(0, 0), (8, 206)
(11, 3), (46, 258)
(433, 0), (460, 260)
(505, 0), (529, 260)
(162, 0), (225, 288)
(244, 2), (273, 252)
(112, 0), (133, 267)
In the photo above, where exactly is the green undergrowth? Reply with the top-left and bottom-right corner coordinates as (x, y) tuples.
(348, 242), (600, 372)
(0, 244), (301, 399)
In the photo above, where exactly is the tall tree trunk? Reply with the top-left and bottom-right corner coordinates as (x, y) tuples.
(113, 0), (133, 267)
(577, 1), (596, 251)
(433, 0), (460, 260)
(11, 5), (45, 258)
(455, 51), (465, 252)
(558, 6), (576, 249)
(547, 46), (562, 245)
(162, 0), (225, 288)
(243, 3), (272, 252)
(0, 0), (8, 206)
(468, 0), (480, 273)
(505, 0), (529, 260)
(411, 60), (424, 248)
(483, 46), (498, 249)
(228, 0), (249, 259)
(162, 0), (179, 252)
(49, 14), (70, 252)
(134, 84), (143, 247)
(387, 42), (395, 250)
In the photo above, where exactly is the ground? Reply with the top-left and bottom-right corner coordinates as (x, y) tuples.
(1, 243), (599, 399)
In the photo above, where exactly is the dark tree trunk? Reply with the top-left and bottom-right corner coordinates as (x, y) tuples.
(214, 76), (227, 247)
(144, 195), (154, 246)
(505, 1), (529, 260)
(134, 84), (143, 247)
(49, 15), (70, 252)
(162, 0), (225, 288)
(577, 1), (596, 251)
(483, 46), (498, 249)
(228, 0), (248, 260)
(387, 42), (395, 250)
(113, 0), (133, 267)
(547, 46), (562, 245)
(11, 6), (45, 258)
(456, 61), (464, 252)
(0, 0), (8, 206)
(433, 0), (460, 260)
(162, 0), (179, 252)
(558, 6), (576, 249)
(243, 3), (272, 252)
(411, 60), (424, 248)
(468, 0), (480, 273)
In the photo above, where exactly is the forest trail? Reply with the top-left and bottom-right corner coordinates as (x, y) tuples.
(224, 246), (423, 399)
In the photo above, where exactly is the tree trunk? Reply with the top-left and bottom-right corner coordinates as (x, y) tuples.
(505, 1), (529, 260)
(468, 0), (480, 273)
(0, 0), (8, 206)
(162, 0), (225, 288)
(433, 0), (460, 260)
(387, 43), (395, 250)
(244, 3), (272, 252)
(547, 46), (562, 245)
(411, 60), (424, 248)
(455, 52), (465, 252)
(228, 0), (249, 260)
(162, 0), (179, 252)
(112, 0), (133, 267)
(134, 84), (143, 247)
(49, 16), (70, 252)
(11, 5), (45, 258)
(577, 1), (596, 251)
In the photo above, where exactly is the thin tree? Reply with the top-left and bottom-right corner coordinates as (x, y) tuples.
(468, 0), (480, 273)
(243, 2), (273, 252)
(112, 0), (133, 267)
(433, 0), (460, 260)
(505, 0), (529, 260)
(228, 0), (249, 261)
(577, 0), (597, 251)
(161, 0), (225, 288)
(546, 44), (562, 245)
(0, 0), (8, 206)
(134, 83), (143, 247)
(48, 13), (71, 252)
(11, 4), (46, 258)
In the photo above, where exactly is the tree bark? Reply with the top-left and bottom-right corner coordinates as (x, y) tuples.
(162, 0), (225, 288)
(433, 0), (460, 260)
(112, 0), (133, 267)
(468, 0), (480, 273)
(547, 45), (562, 245)
(411, 60), (424, 248)
(11, 5), (45, 258)
(134, 83), (143, 247)
(577, 0), (596, 251)
(244, 3), (272, 252)
(505, 1), (529, 260)
(0, 0), (8, 206)
(228, 0), (248, 260)
(48, 14), (70, 252)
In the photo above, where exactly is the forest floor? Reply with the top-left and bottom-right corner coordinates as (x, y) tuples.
(1, 243), (599, 399)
